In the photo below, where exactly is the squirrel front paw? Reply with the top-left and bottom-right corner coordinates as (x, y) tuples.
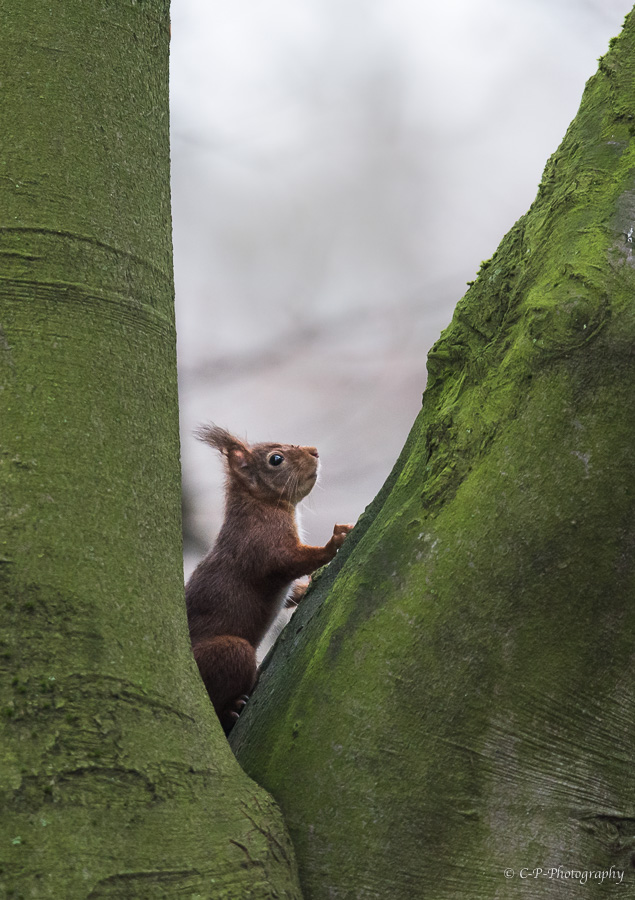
(330, 523), (354, 550)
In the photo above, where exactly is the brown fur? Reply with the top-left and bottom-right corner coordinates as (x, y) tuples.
(185, 425), (353, 733)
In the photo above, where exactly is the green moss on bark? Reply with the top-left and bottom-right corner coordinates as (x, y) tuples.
(232, 11), (635, 899)
(0, 1), (301, 896)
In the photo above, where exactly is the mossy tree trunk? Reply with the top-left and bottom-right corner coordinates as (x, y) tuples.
(0, 2), (301, 897)
(232, 11), (635, 899)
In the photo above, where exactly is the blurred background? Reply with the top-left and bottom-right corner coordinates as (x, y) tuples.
(170, 0), (633, 578)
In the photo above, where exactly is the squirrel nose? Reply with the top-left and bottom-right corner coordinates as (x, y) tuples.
(307, 447), (319, 458)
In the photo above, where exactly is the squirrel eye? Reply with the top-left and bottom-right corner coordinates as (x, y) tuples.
(268, 453), (284, 467)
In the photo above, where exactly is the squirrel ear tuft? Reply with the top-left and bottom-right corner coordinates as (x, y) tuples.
(195, 424), (248, 456)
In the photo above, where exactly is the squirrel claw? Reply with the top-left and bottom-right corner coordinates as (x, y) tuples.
(222, 695), (250, 735)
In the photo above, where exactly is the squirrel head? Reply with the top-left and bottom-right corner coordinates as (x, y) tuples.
(197, 424), (320, 506)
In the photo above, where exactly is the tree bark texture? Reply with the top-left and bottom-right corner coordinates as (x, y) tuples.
(0, 2), (301, 897)
(232, 12), (635, 899)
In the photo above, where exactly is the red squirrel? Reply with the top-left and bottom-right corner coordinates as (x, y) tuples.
(185, 425), (353, 733)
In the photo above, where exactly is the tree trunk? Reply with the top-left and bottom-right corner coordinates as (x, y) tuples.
(0, 2), (301, 897)
(232, 11), (635, 899)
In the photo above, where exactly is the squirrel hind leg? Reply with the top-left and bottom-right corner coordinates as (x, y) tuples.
(192, 635), (257, 733)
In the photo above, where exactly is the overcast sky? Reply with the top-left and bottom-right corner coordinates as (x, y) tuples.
(170, 0), (633, 574)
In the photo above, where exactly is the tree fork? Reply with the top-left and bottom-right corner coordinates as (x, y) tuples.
(232, 10), (635, 899)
